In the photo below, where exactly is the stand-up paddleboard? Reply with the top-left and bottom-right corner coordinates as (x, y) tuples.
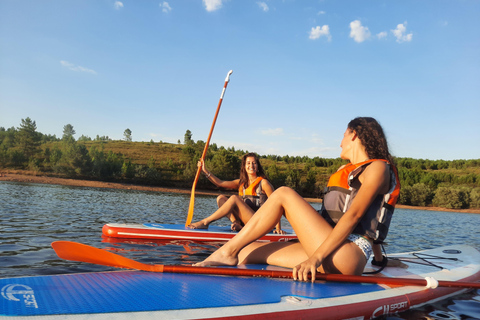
(2, 245), (480, 319)
(102, 223), (297, 242)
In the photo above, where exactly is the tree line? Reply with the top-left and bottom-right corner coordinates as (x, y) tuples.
(1, 117), (479, 210)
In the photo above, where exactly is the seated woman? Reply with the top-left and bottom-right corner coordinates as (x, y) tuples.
(194, 117), (400, 280)
(188, 152), (285, 234)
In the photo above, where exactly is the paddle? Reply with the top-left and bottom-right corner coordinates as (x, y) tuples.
(51, 241), (480, 289)
(185, 70), (233, 227)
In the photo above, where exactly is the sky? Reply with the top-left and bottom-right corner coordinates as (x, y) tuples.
(1, 0), (479, 161)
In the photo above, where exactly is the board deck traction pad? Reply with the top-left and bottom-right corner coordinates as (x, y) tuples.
(1, 269), (381, 316)
(1, 245), (479, 318)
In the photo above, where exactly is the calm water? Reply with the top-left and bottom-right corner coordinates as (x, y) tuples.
(1, 181), (479, 319)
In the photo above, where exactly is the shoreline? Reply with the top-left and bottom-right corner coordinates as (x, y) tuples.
(1, 171), (479, 214)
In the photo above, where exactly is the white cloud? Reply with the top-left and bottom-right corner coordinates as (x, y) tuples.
(309, 133), (324, 145)
(114, 1), (123, 10)
(60, 61), (97, 75)
(391, 22), (413, 43)
(257, 2), (269, 12)
(160, 2), (172, 13)
(261, 128), (284, 136)
(377, 31), (387, 39)
(309, 25), (331, 41)
(318, 11), (326, 15)
(349, 20), (371, 43)
(203, 0), (223, 12)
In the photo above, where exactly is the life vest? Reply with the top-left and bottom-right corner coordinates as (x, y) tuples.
(239, 177), (267, 212)
(319, 159), (400, 243)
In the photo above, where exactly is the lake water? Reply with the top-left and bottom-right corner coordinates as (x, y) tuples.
(1, 181), (479, 319)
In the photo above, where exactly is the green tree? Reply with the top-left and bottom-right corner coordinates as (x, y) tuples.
(207, 149), (241, 181)
(124, 128), (132, 142)
(78, 135), (92, 141)
(469, 188), (480, 208)
(398, 185), (413, 205)
(184, 130), (193, 145)
(302, 167), (318, 196)
(62, 124), (76, 141)
(121, 159), (135, 179)
(49, 146), (63, 166)
(409, 183), (434, 207)
(16, 117), (41, 160)
(0, 127), (16, 166)
(95, 135), (111, 141)
(265, 163), (285, 188)
(432, 187), (469, 209)
(285, 165), (300, 190)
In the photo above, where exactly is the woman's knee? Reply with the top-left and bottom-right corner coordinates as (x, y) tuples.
(216, 195), (228, 207)
(227, 195), (243, 204)
(269, 186), (299, 202)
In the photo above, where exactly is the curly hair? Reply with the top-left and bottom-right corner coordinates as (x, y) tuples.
(347, 117), (395, 165)
(238, 152), (267, 188)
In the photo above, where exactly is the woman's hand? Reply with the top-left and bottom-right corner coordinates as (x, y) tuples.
(293, 256), (322, 283)
(197, 160), (208, 175)
(273, 228), (287, 235)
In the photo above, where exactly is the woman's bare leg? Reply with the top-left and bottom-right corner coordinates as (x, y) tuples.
(195, 187), (368, 274)
(187, 195), (254, 229)
(217, 195), (240, 229)
(216, 195), (228, 208)
(237, 239), (366, 274)
(194, 187), (332, 266)
(238, 241), (308, 267)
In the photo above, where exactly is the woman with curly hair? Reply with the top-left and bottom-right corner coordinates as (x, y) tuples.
(195, 117), (400, 279)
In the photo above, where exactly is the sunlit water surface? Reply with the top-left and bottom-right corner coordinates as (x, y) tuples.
(1, 181), (479, 319)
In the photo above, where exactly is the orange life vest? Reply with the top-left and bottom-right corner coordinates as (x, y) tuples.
(238, 177), (267, 211)
(319, 159), (400, 243)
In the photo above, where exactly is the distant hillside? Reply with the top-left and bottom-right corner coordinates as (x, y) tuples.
(1, 119), (479, 209)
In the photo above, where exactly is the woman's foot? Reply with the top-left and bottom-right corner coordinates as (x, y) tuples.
(193, 247), (238, 267)
(230, 220), (243, 232)
(187, 220), (209, 229)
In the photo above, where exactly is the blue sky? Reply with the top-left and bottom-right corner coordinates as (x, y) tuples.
(1, 1), (479, 161)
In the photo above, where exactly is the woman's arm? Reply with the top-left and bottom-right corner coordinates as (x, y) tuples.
(261, 179), (275, 197)
(199, 160), (239, 190)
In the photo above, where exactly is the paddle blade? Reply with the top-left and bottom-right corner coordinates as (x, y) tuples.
(51, 241), (163, 272)
(185, 193), (195, 226)
(185, 166), (202, 226)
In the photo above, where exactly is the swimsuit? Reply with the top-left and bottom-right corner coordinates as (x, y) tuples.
(347, 234), (372, 261)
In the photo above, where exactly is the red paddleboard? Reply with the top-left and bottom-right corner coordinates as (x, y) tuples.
(2, 245), (479, 319)
(102, 223), (297, 242)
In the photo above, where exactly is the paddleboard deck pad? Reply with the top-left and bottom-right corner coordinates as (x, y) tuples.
(102, 223), (297, 242)
(2, 245), (480, 319)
